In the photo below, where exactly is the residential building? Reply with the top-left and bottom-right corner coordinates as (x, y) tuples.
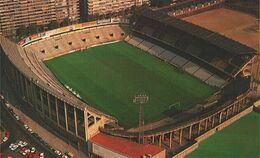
(81, 0), (150, 21)
(0, 0), (79, 36)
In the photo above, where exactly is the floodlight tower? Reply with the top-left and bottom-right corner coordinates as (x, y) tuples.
(133, 93), (149, 144)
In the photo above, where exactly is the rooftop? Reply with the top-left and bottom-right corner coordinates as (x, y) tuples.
(90, 133), (165, 158)
(136, 8), (257, 55)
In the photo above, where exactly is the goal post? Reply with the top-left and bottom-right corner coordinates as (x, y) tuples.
(169, 101), (181, 110)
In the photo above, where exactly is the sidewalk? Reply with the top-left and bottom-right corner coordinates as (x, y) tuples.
(9, 104), (88, 158)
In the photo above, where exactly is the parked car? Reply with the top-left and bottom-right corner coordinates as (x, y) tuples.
(28, 128), (33, 134)
(18, 141), (23, 146)
(5, 102), (10, 108)
(24, 124), (29, 130)
(54, 150), (62, 156)
(62, 155), (69, 158)
(31, 147), (36, 153)
(5, 131), (10, 138)
(15, 115), (20, 121)
(65, 152), (74, 158)
(9, 144), (19, 151)
(2, 137), (8, 142)
(21, 141), (28, 147)
(40, 152), (44, 158)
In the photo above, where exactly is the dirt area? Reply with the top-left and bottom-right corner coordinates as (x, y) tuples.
(184, 8), (259, 52)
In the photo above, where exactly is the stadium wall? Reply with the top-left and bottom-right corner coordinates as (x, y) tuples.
(0, 36), (117, 154)
(19, 18), (129, 47)
(1, 48), (88, 153)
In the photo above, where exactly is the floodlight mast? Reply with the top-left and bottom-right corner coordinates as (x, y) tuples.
(133, 94), (149, 144)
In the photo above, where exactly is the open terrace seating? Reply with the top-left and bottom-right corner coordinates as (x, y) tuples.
(27, 25), (127, 61)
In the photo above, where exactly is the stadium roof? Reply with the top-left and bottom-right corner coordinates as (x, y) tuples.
(136, 8), (257, 55)
(90, 133), (165, 158)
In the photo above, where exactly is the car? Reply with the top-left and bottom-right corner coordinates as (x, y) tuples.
(28, 128), (33, 133)
(5, 131), (10, 138)
(65, 152), (74, 158)
(9, 143), (14, 149)
(2, 137), (8, 142)
(5, 102), (10, 108)
(62, 155), (69, 158)
(10, 144), (19, 151)
(24, 124), (29, 129)
(15, 115), (20, 120)
(25, 148), (31, 153)
(54, 150), (62, 156)
(19, 149), (27, 156)
(22, 151), (27, 156)
(31, 147), (36, 153)
(40, 152), (44, 158)
(21, 141), (28, 147)
(18, 140), (23, 146)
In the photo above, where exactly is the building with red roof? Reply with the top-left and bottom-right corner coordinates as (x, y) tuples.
(89, 133), (166, 158)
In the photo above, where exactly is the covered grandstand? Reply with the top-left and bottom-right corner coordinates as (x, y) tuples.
(130, 8), (256, 87)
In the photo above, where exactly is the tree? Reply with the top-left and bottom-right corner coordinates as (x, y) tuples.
(60, 18), (70, 27)
(47, 20), (59, 30)
(28, 23), (38, 35)
(151, 0), (171, 7)
(16, 25), (28, 38)
(38, 25), (45, 32)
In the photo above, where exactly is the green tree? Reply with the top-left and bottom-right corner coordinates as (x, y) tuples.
(38, 25), (45, 32)
(16, 25), (28, 38)
(60, 18), (70, 27)
(47, 20), (59, 30)
(151, 0), (171, 7)
(28, 23), (38, 35)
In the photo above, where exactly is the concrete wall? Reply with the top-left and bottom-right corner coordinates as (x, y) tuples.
(153, 150), (166, 158)
(1, 47), (89, 152)
(89, 142), (128, 158)
(196, 106), (253, 143)
(172, 142), (198, 158)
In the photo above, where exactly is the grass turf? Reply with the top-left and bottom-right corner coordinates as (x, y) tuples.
(187, 112), (260, 158)
(45, 42), (214, 128)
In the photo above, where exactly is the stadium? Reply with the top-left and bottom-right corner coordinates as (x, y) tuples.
(1, 3), (259, 158)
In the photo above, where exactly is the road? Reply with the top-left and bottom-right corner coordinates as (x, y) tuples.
(0, 101), (57, 157)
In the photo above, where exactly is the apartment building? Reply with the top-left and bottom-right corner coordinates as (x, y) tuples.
(0, 0), (79, 36)
(82, 0), (150, 20)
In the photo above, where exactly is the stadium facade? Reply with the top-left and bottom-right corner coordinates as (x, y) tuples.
(1, 18), (130, 154)
(1, 7), (259, 157)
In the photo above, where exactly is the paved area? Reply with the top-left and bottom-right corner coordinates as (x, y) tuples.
(8, 102), (88, 158)
(0, 103), (54, 158)
(1, 75), (88, 158)
(184, 8), (259, 51)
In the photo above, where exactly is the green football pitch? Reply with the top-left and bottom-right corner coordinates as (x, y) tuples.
(45, 42), (214, 128)
(187, 112), (260, 158)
